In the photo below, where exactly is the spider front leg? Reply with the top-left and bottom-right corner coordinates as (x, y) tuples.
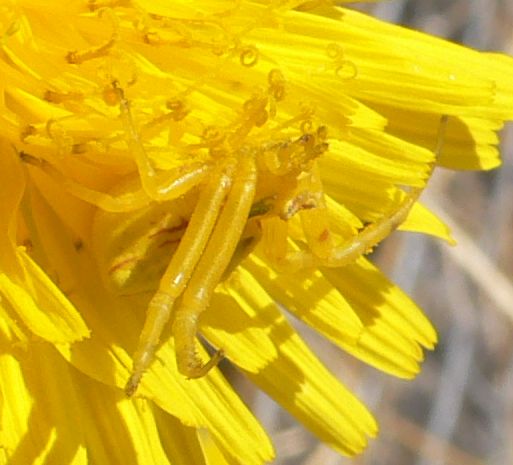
(19, 151), (208, 212)
(114, 81), (201, 202)
(316, 115), (448, 268)
(264, 116), (448, 271)
(124, 161), (236, 396)
(173, 155), (257, 378)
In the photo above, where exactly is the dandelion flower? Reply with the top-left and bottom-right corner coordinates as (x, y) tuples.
(1, 1), (512, 463)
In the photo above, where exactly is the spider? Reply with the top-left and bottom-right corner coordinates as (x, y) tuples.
(19, 80), (447, 397)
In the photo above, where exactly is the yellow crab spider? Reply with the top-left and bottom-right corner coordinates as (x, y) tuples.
(124, 115), (446, 396)
(20, 73), (447, 398)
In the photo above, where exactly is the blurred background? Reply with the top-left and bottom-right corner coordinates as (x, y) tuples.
(230, 2), (513, 464)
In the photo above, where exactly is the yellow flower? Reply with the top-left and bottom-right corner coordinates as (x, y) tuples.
(0, 1), (512, 463)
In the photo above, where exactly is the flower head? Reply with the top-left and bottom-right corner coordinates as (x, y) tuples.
(1, 1), (512, 463)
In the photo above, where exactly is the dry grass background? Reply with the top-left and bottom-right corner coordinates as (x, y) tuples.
(228, 2), (513, 464)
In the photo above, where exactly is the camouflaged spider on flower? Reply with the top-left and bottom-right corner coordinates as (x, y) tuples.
(20, 78), (445, 397)
(70, 84), (449, 396)
(105, 80), (336, 395)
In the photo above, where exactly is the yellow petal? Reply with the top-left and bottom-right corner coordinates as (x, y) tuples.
(202, 287), (279, 374)
(323, 257), (437, 378)
(220, 267), (377, 456)
(401, 201), (455, 244)
(197, 429), (233, 465)
(0, 299), (28, 346)
(0, 351), (33, 459)
(0, 249), (89, 344)
(321, 165), (404, 222)
(245, 255), (364, 345)
(0, 139), (24, 272)
(154, 409), (208, 465)
(0, 338), (188, 465)
(245, 341), (378, 455)
(137, 341), (275, 465)
(373, 105), (504, 170)
(73, 374), (174, 465)
(0, 140), (89, 344)
(0, 343), (88, 465)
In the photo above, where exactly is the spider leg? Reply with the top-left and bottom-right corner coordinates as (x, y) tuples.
(113, 81), (214, 204)
(173, 155), (257, 378)
(269, 115), (448, 271)
(124, 161), (236, 396)
(297, 164), (335, 260)
(288, 182), (429, 269)
(19, 152), (208, 213)
(114, 82), (184, 201)
(258, 163), (334, 269)
(260, 216), (290, 265)
(18, 152), (207, 212)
